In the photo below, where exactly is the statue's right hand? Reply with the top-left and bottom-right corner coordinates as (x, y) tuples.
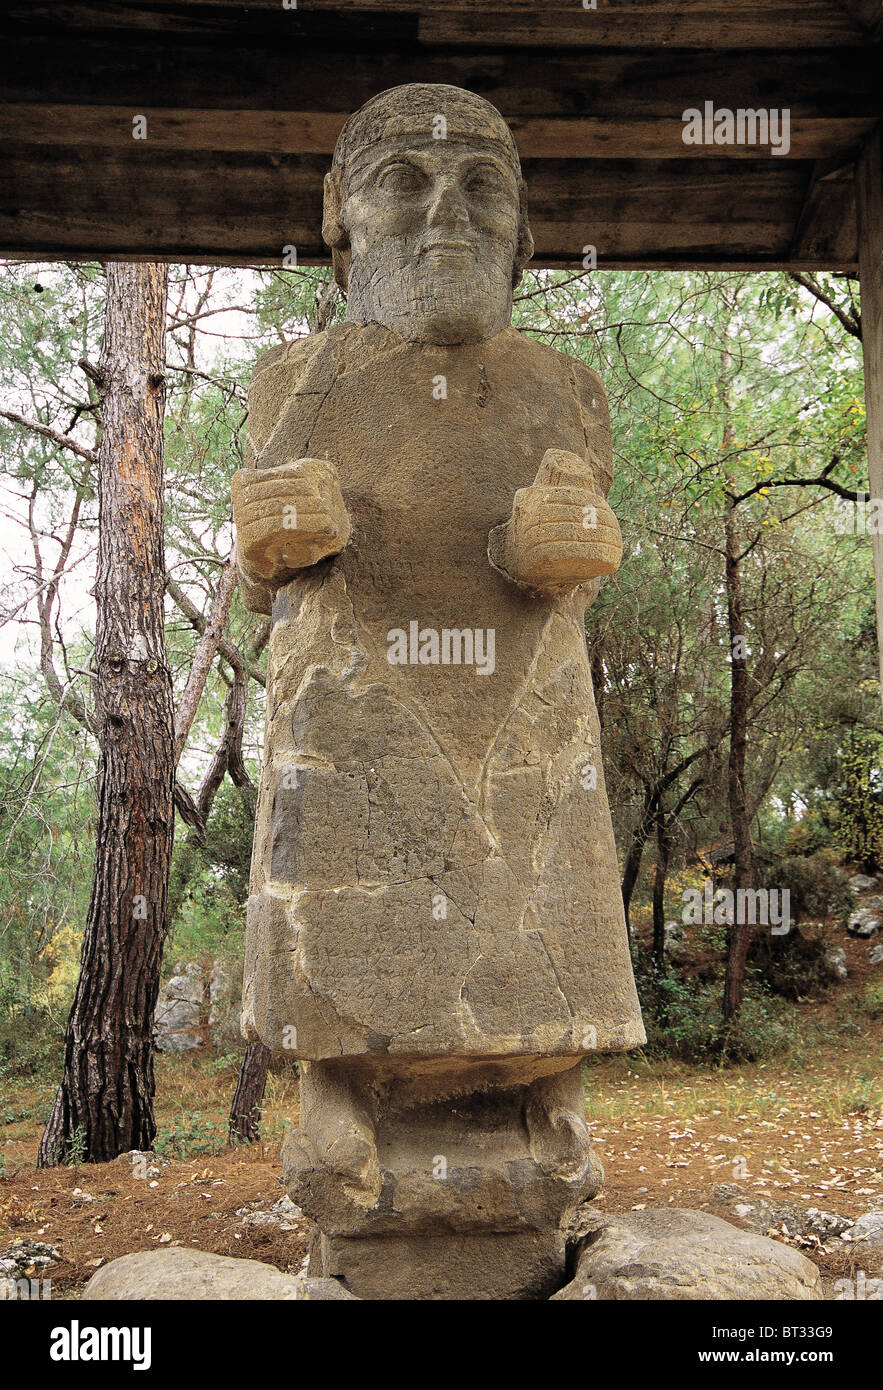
(231, 458), (351, 585)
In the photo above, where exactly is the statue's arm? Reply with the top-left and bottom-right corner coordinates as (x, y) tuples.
(232, 340), (350, 614)
(488, 360), (621, 598)
(487, 445), (621, 598)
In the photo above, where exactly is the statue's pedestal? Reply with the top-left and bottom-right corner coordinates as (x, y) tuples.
(311, 1229), (565, 1301)
(284, 1058), (603, 1300)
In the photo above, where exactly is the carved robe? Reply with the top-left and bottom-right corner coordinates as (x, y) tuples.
(240, 321), (645, 1061)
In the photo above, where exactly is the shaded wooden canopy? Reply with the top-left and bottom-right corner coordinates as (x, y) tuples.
(1, 0), (882, 270)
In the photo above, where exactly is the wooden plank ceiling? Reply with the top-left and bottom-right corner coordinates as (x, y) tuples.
(1, 0), (881, 270)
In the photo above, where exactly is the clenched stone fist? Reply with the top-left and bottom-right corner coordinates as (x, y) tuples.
(232, 457), (351, 587)
(488, 447), (622, 594)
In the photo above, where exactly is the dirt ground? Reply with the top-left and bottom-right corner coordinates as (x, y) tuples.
(2, 932), (881, 1297)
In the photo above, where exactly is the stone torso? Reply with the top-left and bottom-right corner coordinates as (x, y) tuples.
(241, 322), (644, 1061)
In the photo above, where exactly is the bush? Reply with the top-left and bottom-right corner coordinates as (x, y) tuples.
(760, 850), (852, 927)
(831, 735), (883, 873)
(746, 927), (831, 1001)
(717, 992), (799, 1064)
(632, 947), (796, 1063)
(153, 1112), (229, 1160)
(861, 982), (883, 1019)
(0, 965), (64, 1080)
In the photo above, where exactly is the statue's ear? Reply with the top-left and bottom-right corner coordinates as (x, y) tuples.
(322, 167), (351, 292)
(514, 178), (535, 287)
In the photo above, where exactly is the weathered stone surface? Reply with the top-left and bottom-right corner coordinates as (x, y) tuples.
(848, 873), (878, 893)
(296, 1276), (360, 1301)
(153, 968), (203, 1052)
(848, 907), (882, 938)
(230, 82), (643, 1300)
(552, 1209), (822, 1300)
(234, 87), (641, 1067)
(713, 1184), (854, 1240)
(870, 940), (883, 966)
(237, 323), (642, 1062)
(841, 1211), (883, 1249)
(208, 958), (242, 1052)
(236, 1194), (304, 1230)
(153, 959), (240, 1053)
(0, 1239), (59, 1282)
(823, 945), (848, 980)
(80, 1248), (345, 1301)
(488, 448), (622, 594)
(314, 1229), (564, 1301)
(233, 457), (350, 587)
(284, 1060), (603, 1237)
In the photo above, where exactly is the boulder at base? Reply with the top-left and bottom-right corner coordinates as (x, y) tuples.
(552, 1208), (821, 1300)
(81, 1247), (357, 1300)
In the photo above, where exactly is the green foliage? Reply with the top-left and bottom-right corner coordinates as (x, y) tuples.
(0, 964), (64, 1080)
(167, 782), (253, 961)
(861, 982), (883, 1019)
(153, 1111), (229, 1160)
(830, 733), (883, 872)
(633, 948), (797, 1063)
(63, 1123), (88, 1168)
(746, 928), (831, 1002)
(760, 851), (853, 928)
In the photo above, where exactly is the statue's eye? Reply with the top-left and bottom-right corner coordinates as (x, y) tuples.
(463, 165), (505, 194)
(378, 162), (425, 193)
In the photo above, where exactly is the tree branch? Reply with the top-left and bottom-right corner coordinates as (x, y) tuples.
(173, 553), (239, 762)
(166, 573), (266, 688)
(788, 271), (861, 340)
(729, 455), (863, 507)
(0, 408), (96, 463)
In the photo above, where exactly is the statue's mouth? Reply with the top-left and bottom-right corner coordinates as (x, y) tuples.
(419, 238), (476, 259)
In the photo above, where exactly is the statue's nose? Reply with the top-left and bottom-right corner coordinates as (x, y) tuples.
(426, 178), (470, 228)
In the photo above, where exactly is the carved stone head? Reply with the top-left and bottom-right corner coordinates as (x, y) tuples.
(323, 83), (534, 345)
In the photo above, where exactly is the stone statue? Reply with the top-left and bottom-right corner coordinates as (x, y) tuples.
(231, 83), (644, 1300)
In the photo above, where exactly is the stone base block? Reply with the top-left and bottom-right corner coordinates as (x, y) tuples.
(312, 1228), (565, 1301)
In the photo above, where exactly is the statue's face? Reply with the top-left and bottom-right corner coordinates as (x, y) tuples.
(340, 134), (521, 344)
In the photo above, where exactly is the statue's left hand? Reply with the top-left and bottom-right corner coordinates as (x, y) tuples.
(488, 449), (622, 594)
(232, 457), (351, 586)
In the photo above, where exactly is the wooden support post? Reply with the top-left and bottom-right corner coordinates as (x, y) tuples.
(857, 125), (883, 706)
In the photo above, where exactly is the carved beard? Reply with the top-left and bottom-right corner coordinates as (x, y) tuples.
(345, 234), (515, 345)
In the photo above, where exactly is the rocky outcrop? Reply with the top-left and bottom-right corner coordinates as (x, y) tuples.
(81, 1247), (357, 1300)
(153, 959), (241, 1053)
(552, 1208), (822, 1300)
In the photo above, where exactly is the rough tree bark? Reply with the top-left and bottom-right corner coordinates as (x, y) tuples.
(857, 126), (883, 719)
(228, 1041), (272, 1144)
(39, 263), (172, 1166)
(721, 496), (754, 1026)
(651, 802), (672, 970)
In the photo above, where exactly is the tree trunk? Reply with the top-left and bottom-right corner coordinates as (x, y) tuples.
(652, 805), (672, 970)
(722, 497), (755, 1026)
(856, 126), (883, 721)
(588, 632), (606, 730)
(621, 789), (655, 936)
(229, 1042), (272, 1144)
(39, 263), (172, 1166)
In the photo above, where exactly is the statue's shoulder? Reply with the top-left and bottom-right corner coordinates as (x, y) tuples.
(246, 324), (399, 467)
(246, 328), (345, 464)
(502, 329), (613, 493)
(249, 329), (326, 396)
(249, 323), (396, 409)
(503, 327), (606, 397)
